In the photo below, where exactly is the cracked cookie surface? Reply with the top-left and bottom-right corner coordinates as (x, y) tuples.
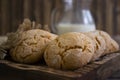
(98, 30), (119, 55)
(44, 32), (94, 70)
(10, 29), (57, 63)
(84, 31), (106, 61)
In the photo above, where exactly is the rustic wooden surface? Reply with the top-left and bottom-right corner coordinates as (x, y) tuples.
(106, 70), (120, 80)
(0, 52), (120, 80)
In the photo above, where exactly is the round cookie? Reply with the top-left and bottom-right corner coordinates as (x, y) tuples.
(84, 31), (106, 61)
(44, 32), (95, 70)
(10, 29), (57, 63)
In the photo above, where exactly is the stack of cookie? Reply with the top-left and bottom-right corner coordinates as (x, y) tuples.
(6, 19), (119, 70)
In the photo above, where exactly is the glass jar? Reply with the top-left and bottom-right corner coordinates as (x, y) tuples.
(51, 0), (96, 34)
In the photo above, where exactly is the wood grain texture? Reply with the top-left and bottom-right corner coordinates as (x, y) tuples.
(0, 52), (120, 80)
(23, 0), (32, 18)
(0, 0), (120, 35)
(34, 0), (43, 24)
(43, 0), (52, 31)
(105, 0), (113, 35)
(116, 0), (120, 35)
(95, 0), (103, 30)
(0, 0), (11, 35)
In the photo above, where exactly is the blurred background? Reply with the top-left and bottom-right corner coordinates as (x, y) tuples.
(0, 0), (120, 36)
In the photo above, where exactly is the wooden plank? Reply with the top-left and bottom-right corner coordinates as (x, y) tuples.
(0, 52), (120, 80)
(112, 0), (117, 35)
(11, 0), (23, 32)
(117, 14), (120, 35)
(101, 0), (106, 31)
(34, 0), (43, 24)
(1, 0), (11, 35)
(0, 0), (1, 35)
(11, 0), (20, 32)
(23, 0), (32, 18)
(96, 0), (103, 30)
(43, 0), (52, 31)
(18, 0), (24, 26)
(116, 0), (120, 35)
(105, 0), (113, 35)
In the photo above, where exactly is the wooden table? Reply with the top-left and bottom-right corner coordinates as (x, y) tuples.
(0, 52), (120, 80)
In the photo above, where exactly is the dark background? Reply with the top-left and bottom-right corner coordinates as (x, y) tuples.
(0, 0), (120, 35)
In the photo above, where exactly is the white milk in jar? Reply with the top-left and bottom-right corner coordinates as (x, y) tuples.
(57, 24), (96, 34)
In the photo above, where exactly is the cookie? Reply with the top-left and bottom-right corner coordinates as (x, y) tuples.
(44, 32), (94, 70)
(10, 29), (57, 63)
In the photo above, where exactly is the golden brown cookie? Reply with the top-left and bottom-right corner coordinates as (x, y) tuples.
(84, 31), (106, 61)
(10, 29), (57, 63)
(44, 32), (94, 70)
